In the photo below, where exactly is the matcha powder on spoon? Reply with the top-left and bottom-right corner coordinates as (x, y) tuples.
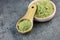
(18, 19), (32, 32)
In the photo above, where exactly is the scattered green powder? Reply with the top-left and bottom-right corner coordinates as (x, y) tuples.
(18, 19), (32, 32)
(35, 0), (54, 18)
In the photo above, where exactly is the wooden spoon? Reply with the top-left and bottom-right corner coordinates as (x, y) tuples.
(16, 4), (37, 34)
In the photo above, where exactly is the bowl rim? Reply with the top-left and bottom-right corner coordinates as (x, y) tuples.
(28, 0), (56, 19)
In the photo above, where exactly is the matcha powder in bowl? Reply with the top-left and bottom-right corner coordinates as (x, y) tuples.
(35, 1), (54, 18)
(17, 19), (32, 32)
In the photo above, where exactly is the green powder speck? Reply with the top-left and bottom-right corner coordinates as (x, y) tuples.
(35, 1), (54, 18)
(18, 19), (32, 32)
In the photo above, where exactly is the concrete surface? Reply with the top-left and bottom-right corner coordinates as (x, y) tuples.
(0, 0), (60, 40)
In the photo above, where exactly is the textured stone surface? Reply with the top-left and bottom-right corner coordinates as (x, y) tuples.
(0, 0), (60, 40)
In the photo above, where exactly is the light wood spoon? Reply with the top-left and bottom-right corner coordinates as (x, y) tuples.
(16, 4), (37, 34)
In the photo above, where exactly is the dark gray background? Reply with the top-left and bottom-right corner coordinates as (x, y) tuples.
(0, 0), (60, 40)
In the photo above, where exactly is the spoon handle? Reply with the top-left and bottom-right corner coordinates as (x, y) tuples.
(23, 4), (36, 21)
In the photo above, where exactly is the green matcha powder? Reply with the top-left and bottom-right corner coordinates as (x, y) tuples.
(18, 0), (54, 32)
(35, 1), (54, 18)
(18, 19), (32, 32)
